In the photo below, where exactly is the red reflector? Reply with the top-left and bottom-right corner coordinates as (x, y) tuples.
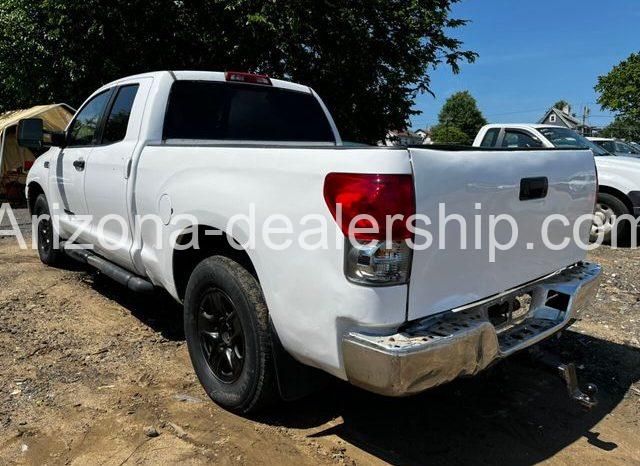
(24, 160), (34, 170)
(323, 173), (415, 241)
(225, 71), (272, 86)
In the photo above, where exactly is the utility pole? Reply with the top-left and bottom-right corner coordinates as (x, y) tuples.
(582, 105), (590, 135)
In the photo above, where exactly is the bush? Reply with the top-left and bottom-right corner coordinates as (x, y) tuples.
(430, 124), (471, 145)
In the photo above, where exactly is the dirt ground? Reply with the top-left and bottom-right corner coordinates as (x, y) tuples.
(0, 224), (639, 465)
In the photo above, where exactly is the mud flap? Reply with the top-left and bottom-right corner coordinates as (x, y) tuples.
(269, 320), (329, 401)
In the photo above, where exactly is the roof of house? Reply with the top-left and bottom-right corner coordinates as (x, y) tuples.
(388, 129), (422, 138)
(537, 107), (586, 128)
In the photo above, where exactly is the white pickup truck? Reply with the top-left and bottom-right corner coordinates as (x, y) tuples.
(21, 71), (601, 413)
(474, 124), (640, 242)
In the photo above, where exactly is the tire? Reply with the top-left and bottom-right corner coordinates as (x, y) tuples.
(33, 194), (64, 266)
(184, 256), (278, 413)
(590, 192), (630, 244)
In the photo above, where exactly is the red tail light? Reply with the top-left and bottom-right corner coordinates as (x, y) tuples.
(24, 160), (34, 170)
(225, 71), (272, 86)
(323, 173), (415, 241)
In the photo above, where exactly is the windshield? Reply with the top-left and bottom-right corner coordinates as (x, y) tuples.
(538, 127), (611, 156)
(616, 141), (640, 155)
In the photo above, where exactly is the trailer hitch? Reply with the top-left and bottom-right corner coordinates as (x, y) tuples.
(530, 349), (598, 411)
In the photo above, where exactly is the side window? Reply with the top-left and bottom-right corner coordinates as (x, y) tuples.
(67, 91), (111, 147)
(480, 128), (500, 147)
(549, 114), (557, 123)
(501, 130), (543, 148)
(102, 85), (139, 144)
(600, 141), (616, 153)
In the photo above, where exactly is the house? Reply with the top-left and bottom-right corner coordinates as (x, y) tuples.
(414, 128), (432, 144)
(538, 104), (594, 136)
(382, 129), (425, 146)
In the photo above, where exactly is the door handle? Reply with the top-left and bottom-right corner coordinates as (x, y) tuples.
(73, 159), (85, 171)
(519, 177), (548, 200)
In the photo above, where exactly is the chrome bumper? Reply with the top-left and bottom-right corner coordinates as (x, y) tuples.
(342, 262), (602, 396)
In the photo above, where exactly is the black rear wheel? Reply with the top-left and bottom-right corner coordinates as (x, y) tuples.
(198, 287), (245, 383)
(184, 256), (278, 413)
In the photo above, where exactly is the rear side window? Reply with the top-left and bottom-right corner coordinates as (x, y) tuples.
(102, 84), (139, 144)
(598, 140), (616, 153)
(163, 81), (335, 142)
(480, 128), (500, 147)
(501, 130), (543, 148)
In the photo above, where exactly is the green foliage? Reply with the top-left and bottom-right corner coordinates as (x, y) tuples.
(553, 100), (570, 111)
(437, 91), (486, 141)
(595, 52), (640, 118)
(0, 0), (476, 143)
(430, 124), (471, 145)
(600, 115), (640, 141)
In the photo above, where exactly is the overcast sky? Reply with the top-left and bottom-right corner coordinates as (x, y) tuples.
(410, 0), (637, 130)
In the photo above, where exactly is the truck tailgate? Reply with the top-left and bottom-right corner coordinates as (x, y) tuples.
(407, 148), (596, 321)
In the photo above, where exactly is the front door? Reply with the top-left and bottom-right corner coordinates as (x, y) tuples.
(52, 89), (113, 240)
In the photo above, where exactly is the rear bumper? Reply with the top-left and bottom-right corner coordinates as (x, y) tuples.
(342, 262), (602, 396)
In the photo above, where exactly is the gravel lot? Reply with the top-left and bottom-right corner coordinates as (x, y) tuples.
(0, 214), (638, 465)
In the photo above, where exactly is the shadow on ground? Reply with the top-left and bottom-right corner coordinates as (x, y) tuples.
(85, 269), (639, 466)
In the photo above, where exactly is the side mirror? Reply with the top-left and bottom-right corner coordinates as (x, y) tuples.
(17, 118), (44, 149)
(17, 118), (66, 149)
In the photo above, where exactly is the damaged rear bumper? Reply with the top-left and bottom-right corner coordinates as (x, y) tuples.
(342, 262), (602, 396)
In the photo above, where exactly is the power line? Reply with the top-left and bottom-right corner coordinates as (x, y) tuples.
(485, 108), (548, 117)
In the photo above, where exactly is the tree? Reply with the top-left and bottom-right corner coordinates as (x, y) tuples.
(0, 0), (476, 144)
(437, 91), (486, 141)
(553, 100), (570, 111)
(595, 52), (640, 119)
(430, 124), (471, 145)
(600, 115), (640, 141)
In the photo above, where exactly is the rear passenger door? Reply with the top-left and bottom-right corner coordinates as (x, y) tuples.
(83, 78), (152, 270)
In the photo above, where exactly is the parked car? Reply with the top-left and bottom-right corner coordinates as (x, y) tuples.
(22, 72), (601, 414)
(629, 141), (640, 152)
(474, 124), (640, 242)
(587, 137), (640, 158)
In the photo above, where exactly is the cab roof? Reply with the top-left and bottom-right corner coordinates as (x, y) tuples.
(100, 70), (312, 94)
(481, 123), (569, 130)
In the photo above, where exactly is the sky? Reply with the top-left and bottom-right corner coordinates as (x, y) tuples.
(409, 0), (638, 131)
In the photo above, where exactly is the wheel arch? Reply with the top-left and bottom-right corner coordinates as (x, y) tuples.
(598, 185), (634, 214)
(26, 181), (45, 215)
(171, 225), (258, 301)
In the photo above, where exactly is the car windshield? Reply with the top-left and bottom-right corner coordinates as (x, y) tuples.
(616, 141), (640, 154)
(538, 127), (611, 156)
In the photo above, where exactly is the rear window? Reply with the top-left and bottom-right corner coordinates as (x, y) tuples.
(594, 140), (616, 154)
(163, 81), (335, 142)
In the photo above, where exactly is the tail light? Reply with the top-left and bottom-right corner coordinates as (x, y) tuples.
(225, 71), (272, 86)
(24, 160), (34, 170)
(323, 173), (415, 286)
